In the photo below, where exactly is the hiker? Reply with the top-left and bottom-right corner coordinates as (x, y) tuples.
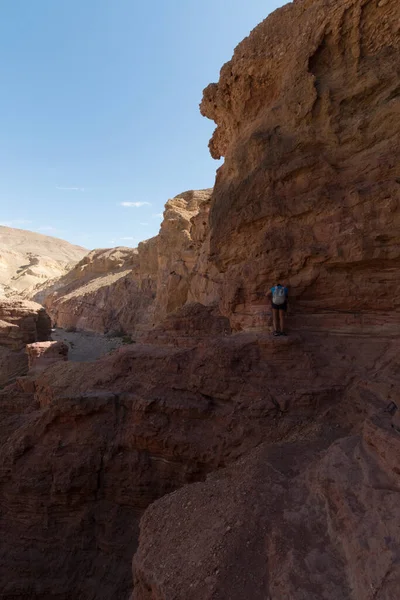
(267, 282), (289, 336)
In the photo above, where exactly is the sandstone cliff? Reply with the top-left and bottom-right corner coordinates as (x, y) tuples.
(0, 226), (86, 297)
(0, 0), (399, 599)
(36, 190), (212, 334)
(0, 298), (51, 387)
(0, 322), (399, 599)
(154, 189), (213, 320)
(33, 245), (156, 333)
(197, 0), (400, 332)
(38, 0), (400, 339)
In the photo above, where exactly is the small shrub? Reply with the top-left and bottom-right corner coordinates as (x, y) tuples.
(122, 335), (134, 344)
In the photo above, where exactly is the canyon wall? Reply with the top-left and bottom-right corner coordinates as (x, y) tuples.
(0, 0), (399, 599)
(35, 190), (212, 334)
(196, 0), (400, 331)
(1, 317), (399, 599)
(154, 189), (213, 321)
(0, 299), (51, 387)
(130, 1), (400, 594)
(35, 245), (157, 333)
(38, 0), (400, 340)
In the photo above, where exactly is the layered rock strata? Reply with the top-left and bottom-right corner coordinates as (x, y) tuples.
(0, 299), (51, 387)
(0, 321), (399, 599)
(26, 341), (68, 373)
(35, 245), (157, 333)
(197, 0), (400, 332)
(35, 190), (212, 335)
(0, 0), (399, 599)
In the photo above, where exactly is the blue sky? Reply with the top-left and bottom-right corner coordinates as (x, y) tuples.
(0, 0), (285, 250)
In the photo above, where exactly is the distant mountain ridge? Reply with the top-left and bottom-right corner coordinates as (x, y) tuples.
(0, 226), (87, 297)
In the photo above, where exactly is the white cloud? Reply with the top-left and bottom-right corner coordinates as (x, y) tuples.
(139, 222), (148, 225)
(152, 213), (163, 218)
(120, 201), (151, 207)
(120, 236), (135, 240)
(56, 186), (85, 191)
(0, 219), (32, 227)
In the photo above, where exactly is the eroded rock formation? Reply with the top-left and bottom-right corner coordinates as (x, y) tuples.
(26, 341), (68, 373)
(198, 0), (400, 332)
(154, 189), (212, 321)
(1, 318), (399, 599)
(36, 190), (212, 334)
(133, 412), (400, 600)
(0, 0), (399, 599)
(0, 299), (51, 386)
(34, 246), (156, 333)
(38, 0), (400, 338)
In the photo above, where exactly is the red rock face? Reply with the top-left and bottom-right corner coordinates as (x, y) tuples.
(35, 190), (212, 335)
(0, 299), (51, 386)
(0, 1), (399, 599)
(133, 414), (400, 600)
(26, 341), (68, 373)
(1, 321), (399, 599)
(132, 0), (400, 596)
(143, 302), (231, 347)
(0, 299), (51, 350)
(199, 0), (400, 331)
(35, 246), (158, 334)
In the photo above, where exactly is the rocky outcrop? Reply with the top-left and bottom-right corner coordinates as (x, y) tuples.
(39, 0), (400, 340)
(0, 320), (399, 599)
(26, 341), (68, 373)
(154, 189), (212, 321)
(132, 0), (400, 595)
(36, 190), (212, 334)
(197, 0), (400, 331)
(0, 226), (86, 297)
(0, 1), (399, 599)
(35, 245), (158, 333)
(133, 412), (400, 600)
(0, 299), (51, 386)
(0, 299), (51, 350)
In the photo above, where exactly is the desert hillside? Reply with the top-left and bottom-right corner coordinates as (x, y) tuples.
(0, 226), (87, 297)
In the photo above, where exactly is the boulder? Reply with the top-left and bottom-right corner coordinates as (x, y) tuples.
(26, 341), (68, 373)
(0, 298), (51, 387)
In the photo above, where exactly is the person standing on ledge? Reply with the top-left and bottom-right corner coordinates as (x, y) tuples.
(267, 282), (289, 336)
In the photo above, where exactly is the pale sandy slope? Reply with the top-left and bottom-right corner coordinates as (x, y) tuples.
(0, 226), (87, 297)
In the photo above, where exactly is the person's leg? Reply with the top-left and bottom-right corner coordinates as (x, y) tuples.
(272, 308), (279, 334)
(279, 308), (286, 334)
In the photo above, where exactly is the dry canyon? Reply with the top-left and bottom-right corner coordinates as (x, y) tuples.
(0, 0), (399, 598)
